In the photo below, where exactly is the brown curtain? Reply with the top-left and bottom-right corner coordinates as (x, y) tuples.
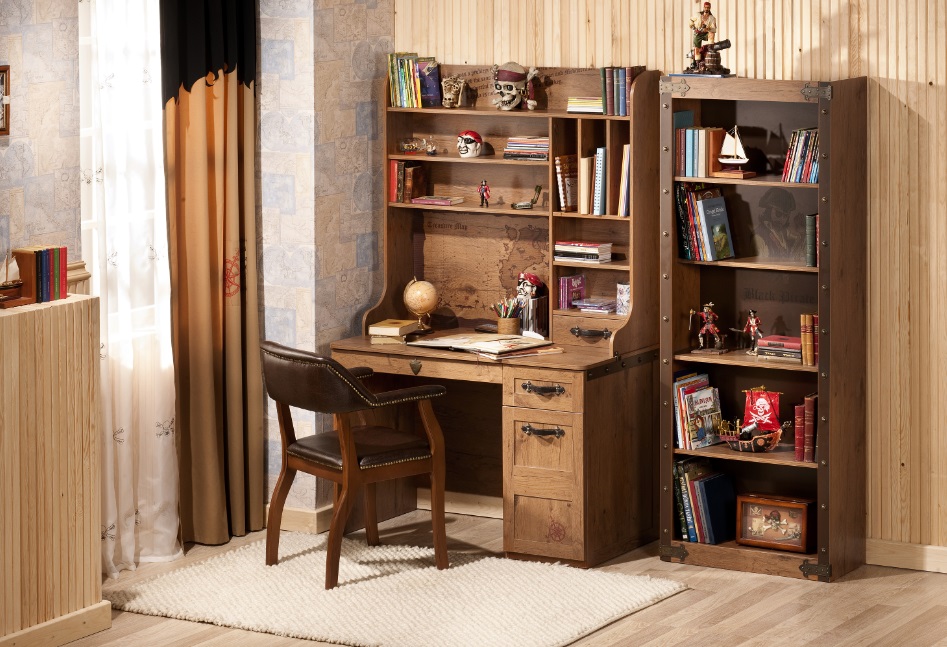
(160, 0), (264, 544)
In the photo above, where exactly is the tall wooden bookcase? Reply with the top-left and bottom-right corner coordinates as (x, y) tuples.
(658, 76), (867, 581)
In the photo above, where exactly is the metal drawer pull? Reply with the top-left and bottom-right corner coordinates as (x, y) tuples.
(570, 326), (612, 339)
(521, 423), (565, 439)
(521, 381), (565, 396)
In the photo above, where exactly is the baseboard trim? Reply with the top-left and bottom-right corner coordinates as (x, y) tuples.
(416, 488), (504, 519)
(265, 503), (335, 535)
(866, 539), (947, 574)
(0, 599), (111, 647)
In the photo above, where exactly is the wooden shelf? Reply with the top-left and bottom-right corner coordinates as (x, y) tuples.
(552, 308), (625, 319)
(674, 173), (819, 188)
(388, 202), (549, 217)
(679, 256), (819, 273)
(387, 105), (631, 120)
(390, 152), (548, 166)
(553, 259), (630, 271)
(667, 540), (818, 580)
(673, 351), (819, 372)
(674, 443), (818, 469)
(554, 212), (630, 221)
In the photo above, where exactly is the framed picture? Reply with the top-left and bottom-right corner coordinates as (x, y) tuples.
(736, 493), (813, 553)
(0, 65), (8, 136)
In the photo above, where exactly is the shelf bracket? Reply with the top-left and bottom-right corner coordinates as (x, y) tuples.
(801, 83), (832, 101)
(659, 78), (690, 96)
(659, 543), (689, 561)
(799, 559), (832, 579)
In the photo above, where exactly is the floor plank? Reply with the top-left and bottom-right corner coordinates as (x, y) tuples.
(67, 511), (947, 647)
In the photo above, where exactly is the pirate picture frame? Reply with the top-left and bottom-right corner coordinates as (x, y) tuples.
(0, 65), (9, 136)
(736, 493), (814, 553)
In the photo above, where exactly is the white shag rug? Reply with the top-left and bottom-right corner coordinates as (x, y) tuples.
(106, 532), (685, 647)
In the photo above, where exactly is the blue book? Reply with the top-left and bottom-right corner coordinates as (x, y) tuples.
(416, 58), (441, 108)
(673, 110), (695, 130)
(617, 68), (627, 116)
(693, 473), (718, 544)
(698, 473), (736, 544)
(696, 194), (735, 260)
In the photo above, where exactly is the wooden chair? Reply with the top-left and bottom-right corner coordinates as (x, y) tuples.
(260, 340), (449, 588)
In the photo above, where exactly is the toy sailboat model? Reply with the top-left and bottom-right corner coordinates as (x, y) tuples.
(712, 126), (756, 179)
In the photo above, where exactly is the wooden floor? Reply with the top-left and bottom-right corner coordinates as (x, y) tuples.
(68, 511), (947, 647)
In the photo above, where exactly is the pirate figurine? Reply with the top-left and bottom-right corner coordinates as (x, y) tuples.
(478, 179), (491, 207)
(689, 301), (722, 350)
(741, 309), (763, 354)
(688, 2), (717, 70)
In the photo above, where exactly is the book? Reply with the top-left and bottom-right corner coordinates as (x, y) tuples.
(757, 346), (803, 358)
(794, 403), (806, 461)
(813, 313), (820, 364)
(558, 274), (586, 309)
(757, 335), (803, 350)
(804, 393), (818, 462)
(368, 318), (421, 336)
(406, 332), (553, 356)
(671, 461), (690, 541)
(697, 473), (736, 544)
(410, 196), (464, 206)
(592, 147), (606, 215)
(402, 164), (425, 203)
(416, 57), (441, 108)
(683, 386), (723, 449)
(604, 66), (615, 115)
(470, 345), (564, 361)
(578, 156), (593, 215)
(674, 373), (709, 449)
(805, 214), (818, 267)
(680, 457), (713, 542)
(695, 194), (735, 260)
(691, 472), (717, 543)
(803, 313), (815, 365)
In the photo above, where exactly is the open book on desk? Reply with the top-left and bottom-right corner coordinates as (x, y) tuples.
(405, 333), (554, 358)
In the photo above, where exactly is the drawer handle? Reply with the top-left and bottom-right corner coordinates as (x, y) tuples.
(521, 381), (565, 396)
(570, 326), (612, 339)
(521, 423), (565, 439)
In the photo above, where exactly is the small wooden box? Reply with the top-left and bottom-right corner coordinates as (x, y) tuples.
(736, 494), (814, 553)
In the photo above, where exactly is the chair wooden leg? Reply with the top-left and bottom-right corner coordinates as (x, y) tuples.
(266, 466), (297, 566)
(363, 482), (380, 546)
(430, 464), (449, 570)
(325, 483), (356, 589)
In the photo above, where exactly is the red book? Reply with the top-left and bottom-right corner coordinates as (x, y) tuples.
(604, 67), (615, 115)
(388, 160), (398, 202)
(803, 393), (818, 463)
(794, 404), (805, 461)
(60, 246), (68, 298)
(757, 335), (803, 350)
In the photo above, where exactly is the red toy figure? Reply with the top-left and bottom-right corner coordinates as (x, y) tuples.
(479, 179), (490, 207)
(690, 301), (722, 350)
(742, 309), (763, 354)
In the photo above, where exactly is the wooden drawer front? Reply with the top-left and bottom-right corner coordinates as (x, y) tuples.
(333, 349), (503, 384)
(503, 406), (584, 560)
(503, 366), (581, 412)
(552, 314), (621, 351)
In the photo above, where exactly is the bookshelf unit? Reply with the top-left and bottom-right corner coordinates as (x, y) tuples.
(658, 76), (867, 581)
(369, 66), (660, 358)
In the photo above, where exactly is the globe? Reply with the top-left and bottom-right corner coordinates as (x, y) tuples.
(403, 278), (438, 330)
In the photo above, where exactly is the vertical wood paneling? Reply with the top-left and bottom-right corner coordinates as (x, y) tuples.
(0, 296), (104, 639)
(393, 0), (947, 565)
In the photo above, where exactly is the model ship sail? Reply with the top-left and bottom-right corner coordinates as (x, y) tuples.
(718, 126), (749, 166)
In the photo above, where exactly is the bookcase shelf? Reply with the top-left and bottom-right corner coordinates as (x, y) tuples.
(371, 65), (661, 358)
(659, 76), (867, 582)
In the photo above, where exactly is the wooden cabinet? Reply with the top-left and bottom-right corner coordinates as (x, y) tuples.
(657, 76), (867, 581)
(0, 295), (111, 645)
(366, 66), (660, 358)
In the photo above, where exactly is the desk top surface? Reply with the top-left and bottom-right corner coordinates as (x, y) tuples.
(331, 328), (626, 372)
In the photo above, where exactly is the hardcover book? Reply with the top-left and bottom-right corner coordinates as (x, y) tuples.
(695, 194), (735, 260)
(410, 196), (464, 206)
(757, 335), (803, 350)
(368, 318), (421, 336)
(683, 386), (723, 449)
(416, 57), (441, 108)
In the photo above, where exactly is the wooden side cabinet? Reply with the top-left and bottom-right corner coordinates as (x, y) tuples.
(0, 295), (111, 646)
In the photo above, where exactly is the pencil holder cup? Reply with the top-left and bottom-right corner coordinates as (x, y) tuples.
(497, 316), (521, 335)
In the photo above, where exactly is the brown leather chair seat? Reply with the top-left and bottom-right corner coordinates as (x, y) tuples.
(287, 426), (431, 469)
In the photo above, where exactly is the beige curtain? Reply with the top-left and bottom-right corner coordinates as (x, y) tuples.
(163, 71), (264, 544)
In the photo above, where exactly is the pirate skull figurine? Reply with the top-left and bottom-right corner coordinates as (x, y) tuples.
(456, 130), (483, 158)
(491, 61), (539, 110)
(441, 75), (466, 108)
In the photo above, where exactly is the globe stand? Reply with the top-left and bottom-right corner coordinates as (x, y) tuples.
(403, 277), (438, 334)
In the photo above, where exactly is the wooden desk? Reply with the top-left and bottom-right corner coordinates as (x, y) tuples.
(332, 333), (658, 567)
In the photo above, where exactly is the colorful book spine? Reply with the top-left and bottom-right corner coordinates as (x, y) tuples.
(804, 393), (818, 462)
(794, 404), (806, 461)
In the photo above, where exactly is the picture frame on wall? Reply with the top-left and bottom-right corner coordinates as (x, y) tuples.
(0, 65), (9, 136)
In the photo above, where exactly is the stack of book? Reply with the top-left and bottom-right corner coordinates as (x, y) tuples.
(571, 296), (617, 314)
(673, 457), (736, 544)
(672, 183), (735, 261)
(793, 393), (819, 462)
(674, 126), (727, 178)
(388, 160), (425, 203)
(558, 274), (585, 309)
(781, 127), (820, 183)
(553, 240), (612, 264)
(502, 136), (549, 161)
(756, 335), (803, 363)
(800, 312), (819, 365)
(367, 318), (422, 345)
(554, 154), (579, 212)
(672, 371), (724, 450)
(387, 54), (440, 108)
(12, 245), (68, 304)
(599, 65), (646, 116)
(566, 97), (603, 114)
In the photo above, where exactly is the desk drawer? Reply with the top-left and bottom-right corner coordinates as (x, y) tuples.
(552, 314), (622, 351)
(503, 367), (582, 412)
(333, 349), (503, 383)
(502, 406), (584, 560)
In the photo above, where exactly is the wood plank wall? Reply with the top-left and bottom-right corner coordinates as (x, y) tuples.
(394, 0), (947, 572)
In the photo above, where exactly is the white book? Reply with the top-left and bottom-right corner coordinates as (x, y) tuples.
(592, 147), (606, 215)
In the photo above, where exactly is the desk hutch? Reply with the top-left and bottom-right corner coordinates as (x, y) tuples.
(332, 66), (661, 565)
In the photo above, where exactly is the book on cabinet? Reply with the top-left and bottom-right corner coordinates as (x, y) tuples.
(658, 76), (867, 582)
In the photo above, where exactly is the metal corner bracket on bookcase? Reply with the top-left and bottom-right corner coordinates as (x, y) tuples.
(801, 83), (832, 101)
(799, 559), (832, 579)
(659, 543), (689, 560)
(659, 78), (690, 96)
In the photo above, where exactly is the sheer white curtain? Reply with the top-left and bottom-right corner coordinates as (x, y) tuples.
(79, 0), (182, 577)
